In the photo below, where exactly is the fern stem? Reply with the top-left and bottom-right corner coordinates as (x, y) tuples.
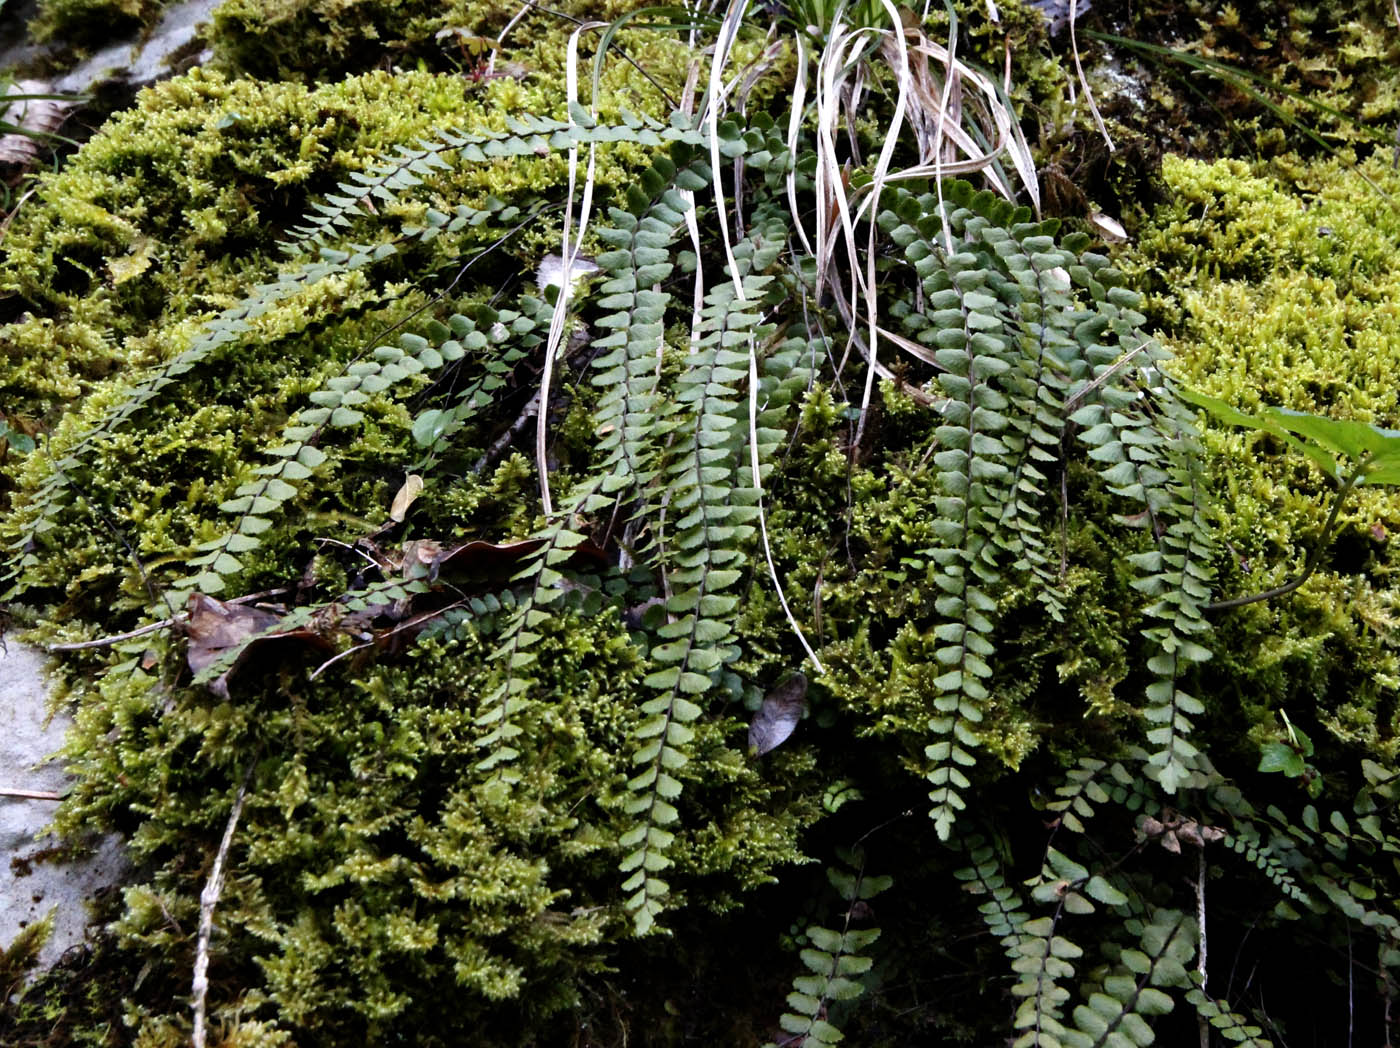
(1204, 458), (1365, 612)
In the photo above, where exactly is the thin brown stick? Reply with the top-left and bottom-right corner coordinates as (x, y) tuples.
(46, 587), (293, 652)
(46, 619), (175, 652)
(191, 762), (255, 1048)
(0, 787), (64, 801)
(1205, 460), (1364, 612)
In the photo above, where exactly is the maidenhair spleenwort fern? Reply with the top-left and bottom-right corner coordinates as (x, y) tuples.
(877, 180), (1209, 837)
(1, 112), (705, 597)
(766, 851), (891, 1048)
(621, 228), (786, 932)
(1072, 355), (1216, 794)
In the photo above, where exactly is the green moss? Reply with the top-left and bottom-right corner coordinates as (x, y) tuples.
(1126, 151), (1400, 765)
(12, 11), (1400, 1036)
(28, 0), (163, 45)
(38, 597), (820, 1042)
(208, 0), (727, 87)
(0, 64), (677, 428)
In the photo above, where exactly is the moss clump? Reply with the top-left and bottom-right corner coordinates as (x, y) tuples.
(0, 61), (683, 427)
(28, 0), (165, 45)
(41, 600), (820, 1042)
(1130, 151), (1400, 764)
(207, 0), (715, 86)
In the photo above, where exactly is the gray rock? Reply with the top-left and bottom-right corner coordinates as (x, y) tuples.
(0, 0), (218, 98)
(1, 640), (125, 973)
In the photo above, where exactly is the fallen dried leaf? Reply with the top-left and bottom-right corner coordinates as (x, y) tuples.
(749, 673), (809, 756)
(1089, 211), (1128, 243)
(389, 474), (424, 522)
(185, 594), (327, 698)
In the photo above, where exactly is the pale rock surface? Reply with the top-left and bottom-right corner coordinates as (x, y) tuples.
(1, 639), (125, 971)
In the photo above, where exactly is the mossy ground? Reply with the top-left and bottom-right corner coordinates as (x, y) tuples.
(5, 0), (1400, 1044)
(1128, 152), (1400, 767)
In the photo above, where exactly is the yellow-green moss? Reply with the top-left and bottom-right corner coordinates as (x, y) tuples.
(28, 0), (164, 44)
(0, 61), (683, 426)
(1128, 151), (1400, 760)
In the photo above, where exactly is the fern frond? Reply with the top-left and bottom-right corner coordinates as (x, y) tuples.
(1219, 822), (1311, 906)
(1044, 758), (1121, 835)
(474, 503), (601, 776)
(1010, 910), (1080, 1047)
(901, 198), (1018, 840)
(411, 300), (545, 470)
(1185, 983), (1274, 1047)
(1071, 307), (1216, 793)
(1061, 908), (1195, 1048)
(621, 230), (779, 935)
(767, 855), (891, 1048)
(955, 835), (1032, 971)
(589, 147), (711, 501)
(176, 318), (477, 598)
(284, 111), (695, 251)
(982, 220), (1092, 619)
(2, 244), (393, 593)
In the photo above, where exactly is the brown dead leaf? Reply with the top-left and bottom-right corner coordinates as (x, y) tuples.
(186, 594), (284, 698)
(185, 594), (329, 698)
(186, 594), (282, 676)
(748, 673), (809, 756)
(389, 474), (424, 522)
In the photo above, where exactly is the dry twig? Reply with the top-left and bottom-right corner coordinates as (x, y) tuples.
(191, 762), (255, 1048)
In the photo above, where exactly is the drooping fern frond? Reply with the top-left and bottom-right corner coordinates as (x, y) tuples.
(1009, 908), (1082, 1047)
(875, 182), (1205, 839)
(621, 227), (781, 934)
(281, 110), (675, 251)
(980, 223), (1092, 620)
(766, 852), (891, 1048)
(1069, 286), (1216, 794)
(1060, 908), (1195, 1048)
(887, 194), (1018, 840)
(474, 515), (598, 776)
(1185, 983), (1274, 1047)
(954, 834), (1034, 981)
(1, 242), (393, 593)
(410, 300), (544, 471)
(176, 317), (483, 597)
(464, 146), (713, 824)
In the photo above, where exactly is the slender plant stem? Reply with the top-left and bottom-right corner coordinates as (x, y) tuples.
(0, 787), (63, 800)
(45, 587), (294, 652)
(1197, 848), (1209, 1048)
(1205, 460), (1365, 613)
(191, 761), (256, 1048)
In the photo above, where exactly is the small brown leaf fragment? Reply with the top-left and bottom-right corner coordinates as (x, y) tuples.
(401, 539), (445, 580)
(1372, 522), (1388, 542)
(185, 594), (282, 676)
(389, 474), (424, 523)
(748, 672), (808, 756)
(185, 594), (283, 697)
(1176, 821), (1203, 848)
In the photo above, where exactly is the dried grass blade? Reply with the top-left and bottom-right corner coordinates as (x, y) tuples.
(538, 22), (606, 515)
(1069, 0), (1114, 151)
